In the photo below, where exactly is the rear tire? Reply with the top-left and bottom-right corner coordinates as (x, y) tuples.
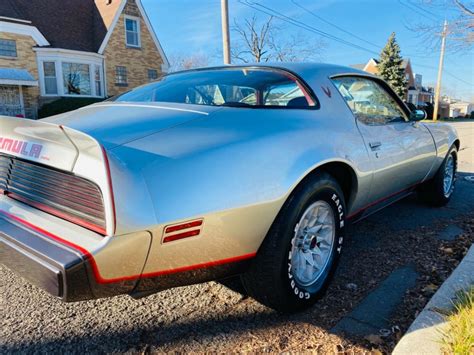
(241, 172), (346, 312)
(419, 145), (457, 207)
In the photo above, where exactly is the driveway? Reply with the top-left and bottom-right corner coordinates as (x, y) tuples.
(1, 121), (473, 354)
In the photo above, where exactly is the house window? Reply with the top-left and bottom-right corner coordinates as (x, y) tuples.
(43, 62), (58, 95)
(148, 69), (158, 81)
(125, 17), (140, 47)
(0, 39), (17, 57)
(115, 66), (128, 86)
(62, 62), (91, 95)
(95, 65), (102, 97)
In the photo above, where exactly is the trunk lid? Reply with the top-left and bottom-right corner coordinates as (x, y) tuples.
(42, 102), (219, 150)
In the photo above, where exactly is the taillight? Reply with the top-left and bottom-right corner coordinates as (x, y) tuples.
(1, 154), (107, 235)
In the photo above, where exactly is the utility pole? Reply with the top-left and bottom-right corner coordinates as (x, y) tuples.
(221, 0), (231, 64)
(433, 20), (448, 121)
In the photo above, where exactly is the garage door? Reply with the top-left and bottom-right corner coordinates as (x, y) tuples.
(0, 85), (23, 117)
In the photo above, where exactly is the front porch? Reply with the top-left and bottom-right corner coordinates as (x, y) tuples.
(0, 68), (39, 119)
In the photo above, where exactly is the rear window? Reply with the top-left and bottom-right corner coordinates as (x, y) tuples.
(113, 68), (316, 109)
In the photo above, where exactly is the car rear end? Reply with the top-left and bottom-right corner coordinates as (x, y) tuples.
(0, 116), (151, 301)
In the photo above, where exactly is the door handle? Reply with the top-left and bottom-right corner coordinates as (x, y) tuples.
(369, 141), (382, 150)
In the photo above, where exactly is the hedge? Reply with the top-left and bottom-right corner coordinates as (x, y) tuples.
(38, 97), (106, 118)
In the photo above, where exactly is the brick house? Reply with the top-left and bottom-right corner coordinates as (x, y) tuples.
(407, 73), (434, 108)
(0, 0), (169, 119)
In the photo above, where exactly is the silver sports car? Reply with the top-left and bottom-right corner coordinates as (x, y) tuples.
(0, 63), (459, 312)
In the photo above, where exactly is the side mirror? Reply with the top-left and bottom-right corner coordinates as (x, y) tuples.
(410, 109), (427, 121)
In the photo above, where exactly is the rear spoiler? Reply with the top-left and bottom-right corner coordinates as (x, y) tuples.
(0, 116), (77, 171)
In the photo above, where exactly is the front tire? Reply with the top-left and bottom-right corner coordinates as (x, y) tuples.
(419, 145), (457, 206)
(241, 172), (346, 312)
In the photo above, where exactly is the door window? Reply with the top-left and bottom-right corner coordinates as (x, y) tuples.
(332, 77), (407, 125)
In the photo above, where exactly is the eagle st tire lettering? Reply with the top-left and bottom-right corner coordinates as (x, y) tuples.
(287, 189), (345, 301)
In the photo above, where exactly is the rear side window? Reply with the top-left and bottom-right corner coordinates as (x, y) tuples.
(332, 76), (407, 125)
(264, 82), (307, 106)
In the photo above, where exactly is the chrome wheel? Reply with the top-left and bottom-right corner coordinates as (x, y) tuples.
(443, 154), (455, 197)
(290, 201), (335, 287)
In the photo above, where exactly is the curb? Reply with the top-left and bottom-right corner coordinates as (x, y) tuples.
(393, 245), (474, 355)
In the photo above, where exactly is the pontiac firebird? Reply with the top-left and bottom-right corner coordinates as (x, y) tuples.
(0, 63), (459, 312)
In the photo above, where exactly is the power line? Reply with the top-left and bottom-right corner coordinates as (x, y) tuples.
(242, 0), (439, 60)
(290, 0), (381, 49)
(405, 0), (443, 20)
(238, 0), (472, 88)
(398, 0), (440, 22)
(415, 63), (473, 86)
(443, 70), (473, 86)
(238, 0), (380, 56)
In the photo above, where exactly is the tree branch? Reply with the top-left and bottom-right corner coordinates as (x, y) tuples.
(454, 0), (474, 16)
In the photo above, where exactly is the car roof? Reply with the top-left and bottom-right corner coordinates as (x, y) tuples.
(247, 62), (367, 75)
(171, 62), (374, 86)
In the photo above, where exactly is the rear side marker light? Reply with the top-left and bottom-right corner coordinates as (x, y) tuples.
(163, 219), (203, 243)
(165, 220), (203, 233)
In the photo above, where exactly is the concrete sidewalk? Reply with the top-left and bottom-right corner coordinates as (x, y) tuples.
(447, 121), (474, 173)
(393, 245), (474, 355)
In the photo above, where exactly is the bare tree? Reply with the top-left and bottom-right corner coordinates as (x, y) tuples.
(169, 53), (210, 72)
(409, 0), (473, 52)
(270, 32), (326, 62)
(232, 15), (326, 63)
(231, 15), (274, 63)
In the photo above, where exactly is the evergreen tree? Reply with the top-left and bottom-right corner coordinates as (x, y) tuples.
(378, 33), (407, 98)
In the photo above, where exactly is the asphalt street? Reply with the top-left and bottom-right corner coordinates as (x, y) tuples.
(1, 121), (473, 353)
(449, 121), (474, 173)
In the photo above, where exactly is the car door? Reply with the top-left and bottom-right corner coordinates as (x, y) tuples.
(332, 75), (436, 204)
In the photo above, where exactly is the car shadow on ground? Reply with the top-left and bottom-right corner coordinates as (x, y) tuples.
(2, 176), (474, 353)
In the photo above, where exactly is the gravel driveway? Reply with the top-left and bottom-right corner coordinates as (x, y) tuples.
(1, 121), (473, 354)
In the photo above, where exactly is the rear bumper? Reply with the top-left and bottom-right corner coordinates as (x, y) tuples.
(0, 216), (94, 301)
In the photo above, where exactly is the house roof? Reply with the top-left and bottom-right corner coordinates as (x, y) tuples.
(0, 0), (122, 53)
(0, 0), (29, 22)
(349, 63), (366, 70)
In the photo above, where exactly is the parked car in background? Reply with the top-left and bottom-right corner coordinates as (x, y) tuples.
(0, 63), (459, 312)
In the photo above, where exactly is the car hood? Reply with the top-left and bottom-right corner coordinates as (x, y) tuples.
(42, 102), (221, 149)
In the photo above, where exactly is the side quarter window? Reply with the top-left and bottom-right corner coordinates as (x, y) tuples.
(332, 77), (407, 125)
(263, 82), (308, 107)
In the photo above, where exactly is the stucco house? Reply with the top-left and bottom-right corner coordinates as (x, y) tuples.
(0, 0), (169, 119)
(444, 97), (474, 118)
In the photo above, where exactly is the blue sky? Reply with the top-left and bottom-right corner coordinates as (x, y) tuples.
(142, 0), (473, 101)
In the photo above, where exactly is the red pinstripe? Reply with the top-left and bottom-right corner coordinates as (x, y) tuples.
(0, 210), (256, 284)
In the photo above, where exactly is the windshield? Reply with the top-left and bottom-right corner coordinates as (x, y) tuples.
(112, 68), (316, 108)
